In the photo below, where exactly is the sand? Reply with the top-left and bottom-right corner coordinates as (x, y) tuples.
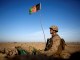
(0, 42), (80, 60)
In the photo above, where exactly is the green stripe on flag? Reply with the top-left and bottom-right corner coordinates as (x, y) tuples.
(29, 8), (32, 14)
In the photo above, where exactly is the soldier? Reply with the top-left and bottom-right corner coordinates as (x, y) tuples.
(40, 25), (64, 56)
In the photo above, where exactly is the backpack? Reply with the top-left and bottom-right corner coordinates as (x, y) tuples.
(61, 38), (65, 50)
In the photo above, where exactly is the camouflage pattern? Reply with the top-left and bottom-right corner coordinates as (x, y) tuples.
(50, 25), (58, 32)
(40, 34), (63, 56)
(44, 38), (53, 51)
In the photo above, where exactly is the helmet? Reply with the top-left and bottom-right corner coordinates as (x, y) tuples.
(50, 25), (58, 32)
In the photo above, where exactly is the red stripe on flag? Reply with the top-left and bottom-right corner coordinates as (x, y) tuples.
(32, 6), (36, 12)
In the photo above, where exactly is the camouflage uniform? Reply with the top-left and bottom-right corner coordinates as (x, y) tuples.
(40, 26), (63, 56)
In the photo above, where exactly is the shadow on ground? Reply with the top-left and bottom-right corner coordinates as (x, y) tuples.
(6, 51), (80, 60)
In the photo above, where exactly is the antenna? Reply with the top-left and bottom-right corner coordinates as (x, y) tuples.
(40, 14), (46, 44)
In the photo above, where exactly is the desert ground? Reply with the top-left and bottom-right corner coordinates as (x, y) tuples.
(0, 42), (80, 60)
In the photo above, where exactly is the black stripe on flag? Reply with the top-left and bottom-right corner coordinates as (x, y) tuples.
(36, 3), (41, 11)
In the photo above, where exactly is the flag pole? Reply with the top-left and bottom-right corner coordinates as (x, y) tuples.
(39, 3), (46, 48)
(29, 3), (46, 47)
(39, 16), (46, 44)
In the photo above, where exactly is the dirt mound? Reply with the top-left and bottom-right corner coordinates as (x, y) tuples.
(0, 47), (18, 58)
(0, 48), (5, 53)
(5, 48), (18, 57)
(0, 53), (7, 60)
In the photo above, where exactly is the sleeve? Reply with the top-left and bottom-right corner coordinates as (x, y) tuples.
(49, 36), (61, 54)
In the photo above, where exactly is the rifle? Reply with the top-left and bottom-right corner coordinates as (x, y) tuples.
(44, 38), (53, 51)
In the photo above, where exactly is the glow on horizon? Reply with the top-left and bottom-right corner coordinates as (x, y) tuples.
(0, 28), (80, 42)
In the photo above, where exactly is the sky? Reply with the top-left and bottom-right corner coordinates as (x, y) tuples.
(0, 0), (80, 42)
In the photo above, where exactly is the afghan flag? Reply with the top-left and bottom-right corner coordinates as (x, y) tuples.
(29, 3), (41, 14)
